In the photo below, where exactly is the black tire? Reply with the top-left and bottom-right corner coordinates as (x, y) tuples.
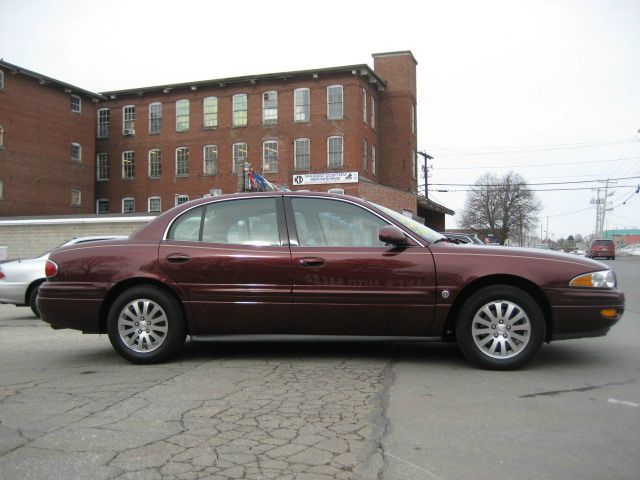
(456, 285), (545, 370)
(29, 284), (41, 318)
(107, 286), (186, 364)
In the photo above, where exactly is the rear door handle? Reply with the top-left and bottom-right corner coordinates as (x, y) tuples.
(166, 253), (191, 264)
(299, 257), (326, 267)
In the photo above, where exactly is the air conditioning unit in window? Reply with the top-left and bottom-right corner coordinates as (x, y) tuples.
(123, 128), (135, 136)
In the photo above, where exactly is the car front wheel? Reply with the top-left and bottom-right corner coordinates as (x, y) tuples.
(107, 286), (186, 364)
(456, 285), (545, 370)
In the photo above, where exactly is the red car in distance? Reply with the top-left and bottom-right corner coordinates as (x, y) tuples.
(39, 192), (624, 370)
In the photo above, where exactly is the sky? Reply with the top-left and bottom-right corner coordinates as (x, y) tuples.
(1, 0), (638, 239)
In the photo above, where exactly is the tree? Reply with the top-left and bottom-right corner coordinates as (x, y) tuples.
(460, 171), (541, 245)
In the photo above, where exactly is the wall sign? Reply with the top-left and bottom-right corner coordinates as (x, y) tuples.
(292, 172), (359, 186)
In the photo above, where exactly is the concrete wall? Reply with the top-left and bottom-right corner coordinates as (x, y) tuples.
(0, 215), (153, 259)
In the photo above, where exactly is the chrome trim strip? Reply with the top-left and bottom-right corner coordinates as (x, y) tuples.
(190, 334), (442, 342)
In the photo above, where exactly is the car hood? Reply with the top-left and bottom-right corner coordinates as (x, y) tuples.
(441, 243), (609, 270)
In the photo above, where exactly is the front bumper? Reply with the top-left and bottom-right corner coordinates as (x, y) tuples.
(547, 287), (624, 340)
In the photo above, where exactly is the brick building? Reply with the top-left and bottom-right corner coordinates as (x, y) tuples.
(0, 52), (453, 229)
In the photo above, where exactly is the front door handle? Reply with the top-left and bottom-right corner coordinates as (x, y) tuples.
(299, 257), (326, 267)
(166, 253), (191, 264)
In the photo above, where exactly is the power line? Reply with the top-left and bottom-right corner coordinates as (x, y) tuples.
(434, 155), (640, 170)
(434, 185), (637, 192)
(430, 175), (640, 187)
(431, 138), (635, 156)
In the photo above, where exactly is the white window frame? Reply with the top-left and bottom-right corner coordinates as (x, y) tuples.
(263, 141), (278, 173)
(96, 152), (109, 181)
(96, 198), (109, 214)
(149, 102), (162, 133)
(175, 195), (189, 206)
(262, 91), (278, 124)
(0, 124), (3, 148)
(71, 142), (81, 163)
(176, 99), (189, 132)
(148, 196), (161, 213)
(122, 151), (135, 179)
(232, 94), (248, 127)
(411, 103), (416, 134)
(97, 108), (110, 138)
(232, 142), (247, 174)
(327, 136), (343, 168)
(327, 85), (343, 120)
(362, 88), (367, 123)
(203, 97), (218, 129)
(412, 149), (417, 180)
(175, 147), (189, 176)
(0, 69), (4, 89)
(122, 197), (135, 213)
(294, 88), (310, 122)
(148, 149), (162, 178)
(371, 144), (376, 174)
(294, 138), (310, 171)
(203, 145), (218, 175)
(363, 138), (368, 171)
(71, 188), (82, 206)
(371, 97), (376, 129)
(70, 95), (81, 113)
(123, 105), (136, 134)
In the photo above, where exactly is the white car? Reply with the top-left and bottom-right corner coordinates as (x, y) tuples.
(0, 236), (127, 317)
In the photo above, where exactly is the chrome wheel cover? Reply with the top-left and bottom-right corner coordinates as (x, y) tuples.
(471, 300), (531, 359)
(117, 299), (169, 353)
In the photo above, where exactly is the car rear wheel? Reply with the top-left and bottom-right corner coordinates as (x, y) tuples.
(29, 284), (41, 317)
(107, 286), (186, 364)
(456, 285), (545, 370)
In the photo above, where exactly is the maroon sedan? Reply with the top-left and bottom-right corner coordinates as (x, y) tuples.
(39, 192), (624, 370)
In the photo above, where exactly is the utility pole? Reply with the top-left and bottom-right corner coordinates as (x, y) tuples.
(417, 151), (433, 199)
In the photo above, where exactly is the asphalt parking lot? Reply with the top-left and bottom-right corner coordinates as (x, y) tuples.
(0, 257), (638, 480)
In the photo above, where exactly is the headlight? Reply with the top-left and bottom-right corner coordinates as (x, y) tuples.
(570, 270), (616, 289)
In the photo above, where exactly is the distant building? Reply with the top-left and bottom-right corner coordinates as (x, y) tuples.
(603, 229), (640, 246)
(0, 52), (453, 229)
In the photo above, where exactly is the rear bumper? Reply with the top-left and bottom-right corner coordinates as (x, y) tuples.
(0, 282), (28, 305)
(547, 288), (624, 340)
(38, 282), (105, 333)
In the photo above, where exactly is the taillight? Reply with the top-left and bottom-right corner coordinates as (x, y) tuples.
(0, 269), (5, 280)
(45, 260), (58, 278)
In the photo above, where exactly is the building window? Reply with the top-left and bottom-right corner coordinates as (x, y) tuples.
(411, 104), (415, 134)
(122, 197), (135, 213)
(327, 85), (343, 120)
(232, 142), (247, 174)
(328, 188), (344, 195)
(0, 70), (4, 89)
(203, 145), (218, 175)
(149, 149), (162, 178)
(0, 179), (3, 200)
(412, 149), (417, 180)
(363, 138), (368, 171)
(294, 138), (310, 171)
(70, 95), (81, 113)
(176, 147), (189, 176)
(371, 97), (376, 129)
(327, 136), (343, 168)
(97, 108), (110, 138)
(262, 91), (278, 124)
(203, 97), (218, 129)
(371, 144), (376, 174)
(96, 153), (109, 181)
(149, 102), (162, 133)
(71, 143), (81, 163)
(232, 94), (248, 127)
(175, 195), (189, 206)
(294, 88), (310, 122)
(96, 199), (109, 214)
(148, 196), (161, 213)
(263, 141), (278, 173)
(0, 125), (4, 148)
(71, 189), (82, 207)
(176, 99), (189, 132)
(123, 105), (136, 134)
(362, 88), (367, 123)
(122, 151), (135, 179)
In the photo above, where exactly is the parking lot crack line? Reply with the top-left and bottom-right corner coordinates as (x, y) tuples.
(518, 379), (635, 398)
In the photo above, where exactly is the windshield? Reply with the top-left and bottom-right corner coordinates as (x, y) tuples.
(368, 202), (445, 243)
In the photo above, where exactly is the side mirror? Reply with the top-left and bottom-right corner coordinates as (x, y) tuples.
(379, 225), (408, 246)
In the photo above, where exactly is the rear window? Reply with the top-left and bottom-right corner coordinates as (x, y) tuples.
(595, 240), (614, 246)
